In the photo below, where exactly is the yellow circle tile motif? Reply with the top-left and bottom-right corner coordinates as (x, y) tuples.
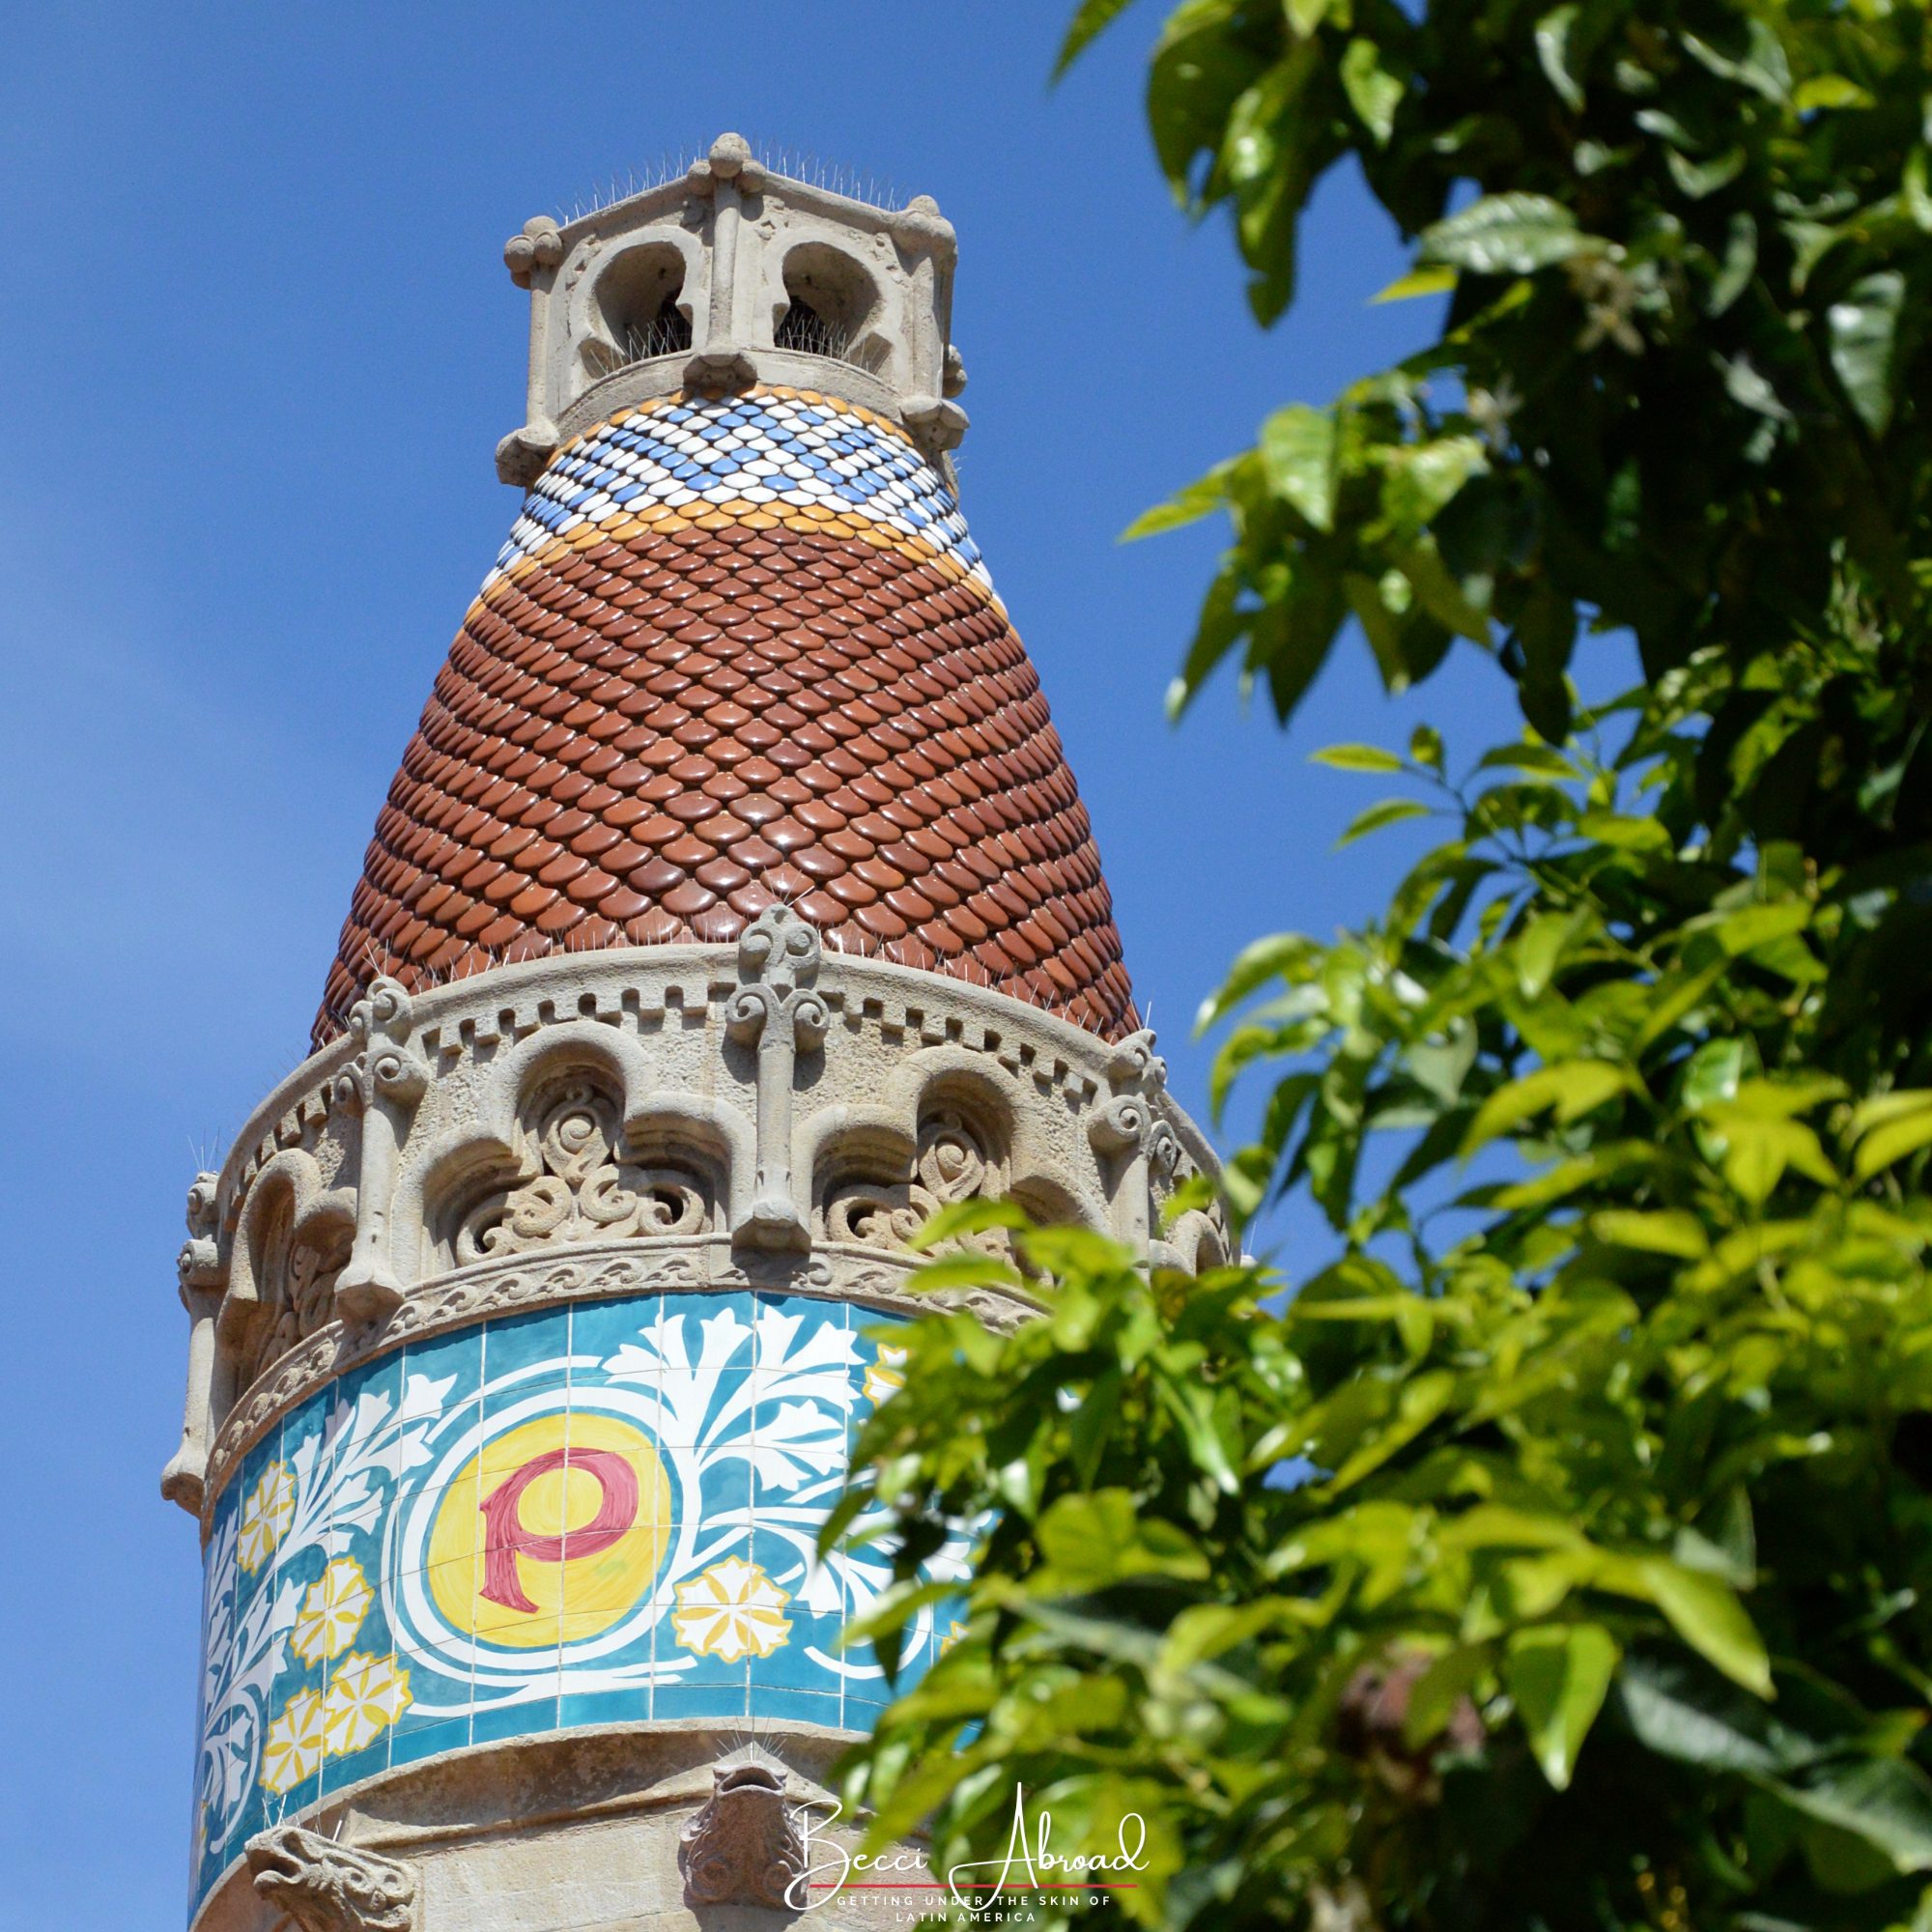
(424, 1412), (673, 1649)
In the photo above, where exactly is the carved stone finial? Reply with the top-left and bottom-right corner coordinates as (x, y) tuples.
(728, 907), (829, 1251)
(246, 1825), (416, 1932)
(503, 215), (564, 289)
(332, 978), (429, 1325)
(178, 1170), (222, 1293)
(495, 420), (559, 487)
(708, 130), (753, 178)
(162, 1169), (226, 1515)
(1105, 1027), (1167, 1095)
(678, 1764), (806, 1911)
(682, 347), (758, 398)
(1093, 1028), (1180, 1248)
(901, 394), (969, 454)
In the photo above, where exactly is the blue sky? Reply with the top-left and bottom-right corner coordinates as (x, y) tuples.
(0, 6), (1532, 1923)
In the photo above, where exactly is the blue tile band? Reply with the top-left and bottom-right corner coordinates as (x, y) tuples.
(486, 386), (994, 601)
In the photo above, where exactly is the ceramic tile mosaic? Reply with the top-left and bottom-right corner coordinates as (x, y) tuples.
(189, 1292), (956, 1912)
(490, 388), (991, 597)
(316, 385), (1137, 1050)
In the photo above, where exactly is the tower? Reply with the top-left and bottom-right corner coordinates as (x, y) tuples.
(165, 137), (1226, 1932)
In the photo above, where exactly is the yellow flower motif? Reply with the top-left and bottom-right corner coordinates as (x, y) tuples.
(291, 1555), (375, 1664)
(260, 1686), (327, 1795)
(671, 1556), (792, 1662)
(238, 1463), (297, 1575)
(321, 1653), (412, 1758)
(940, 1619), (968, 1654)
(863, 1347), (907, 1406)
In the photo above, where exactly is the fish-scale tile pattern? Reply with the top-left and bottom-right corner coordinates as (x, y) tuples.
(316, 391), (1137, 1048)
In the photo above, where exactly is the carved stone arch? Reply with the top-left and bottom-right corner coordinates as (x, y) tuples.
(1163, 1208), (1231, 1276)
(435, 1069), (714, 1266)
(399, 1023), (748, 1267)
(586, 235), (697, 371)
(1009, 1173), (1103, 1236)
(818, 1054), (1015, 1254)
(223, 1151), (355, 1385)
(772, 238), (890, 373)
(805, 1104), (919, 1248)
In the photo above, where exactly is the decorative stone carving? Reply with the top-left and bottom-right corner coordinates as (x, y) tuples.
(678, 1762), (806, 1910)
(246, 1222), (354, 1382)
(727, 907), (829, 1251)
(330, 979), (429, 1325)
(174, 944), (1216, 1520)
(825, 1102), (1009, 1254)
(245, 1824), (416, 1932)
(161, 1171), (224, 1515)
(1091, 1028), (1181, 1251)
(455, 1075), (709, 1262)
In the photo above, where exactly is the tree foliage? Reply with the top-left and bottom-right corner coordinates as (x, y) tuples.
(829, 1), (1932, 1927)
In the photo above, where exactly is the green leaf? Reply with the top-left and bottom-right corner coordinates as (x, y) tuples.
(1310, 742), (1404, 773)
(1680, 17), (1790, 102)
(1036, 1491), (1211, 1587)
(1340, 36), (1403, 145)
(1053, 0), (1138, 76)
(1776, 1758), (1932, 1875)
(1829, 271), (1905, 438)
(1589, 1209), (1710, 1258)
(1336, 798), (1431, 847)
(1533, 4), (1585, 109)
(1464, 1061), (1634, 1152)
(1419, 192), (1592, 275)
(1372, 264), (1457, 304)
(1260, 404), (1337, 530)
(1793, 73), (1873, 112)
(1619, 1652), (1804, 1775)
(1625, 1559), (1773, 1695)
(1506, 1624), (1620, 1789)
(1167, 557), (1250, 721)
(1709, 211), (1757, 317)
(1381, 436), (1488, 533)
(1853, 1095), (1932, 1179)
(1122, 461), (1236, 540)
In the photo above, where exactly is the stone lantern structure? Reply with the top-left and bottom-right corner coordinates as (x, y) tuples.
(164, 136), (1226, 1932)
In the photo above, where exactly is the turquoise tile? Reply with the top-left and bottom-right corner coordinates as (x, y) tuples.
(402, 1321), (485, 1411)
(481, 1305), (572, 1396)
(697, 1456), (753, 1520)
(655, 1673), (751, 1723)
(471, 1683), (558, 1747)
(559, 1684), (651, 1732)
(387, 1707), (472, 1771)
(570, 1289), (664, 1372)
(753, 1686), (849, 1732)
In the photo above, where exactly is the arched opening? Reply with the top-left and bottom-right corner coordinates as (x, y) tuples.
(774, 242), (878, 367)
(592, 242), (694, 368)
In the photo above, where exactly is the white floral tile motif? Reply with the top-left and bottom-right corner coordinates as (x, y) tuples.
(193, 1293), (961, 1913)
(671, 1557), (794, 1662)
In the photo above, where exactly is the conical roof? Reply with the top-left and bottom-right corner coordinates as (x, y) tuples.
(316, 386), (1136, 1047)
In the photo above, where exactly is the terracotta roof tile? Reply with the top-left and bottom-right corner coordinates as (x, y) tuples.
(316, 387), (1137, 1045)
